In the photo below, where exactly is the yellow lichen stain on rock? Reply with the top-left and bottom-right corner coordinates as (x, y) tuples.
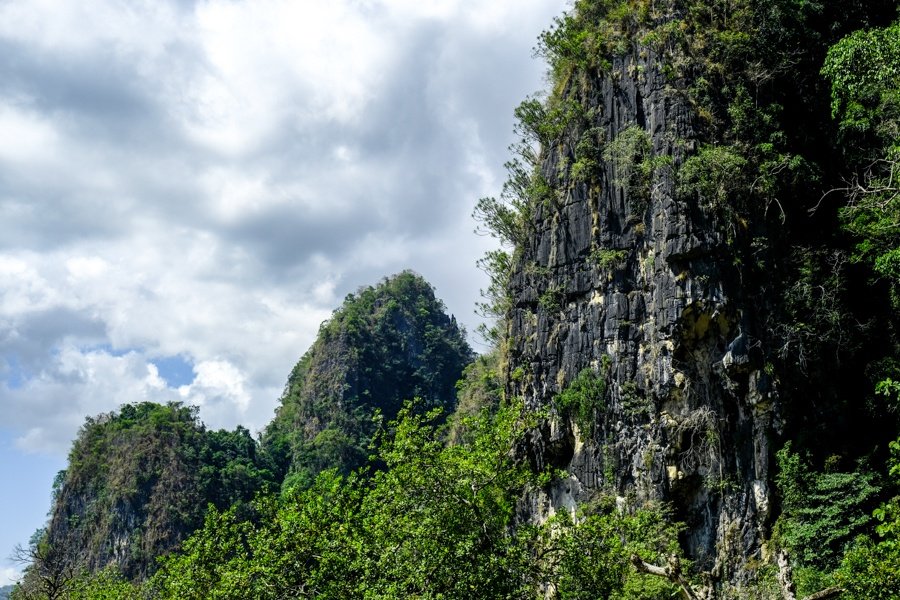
(693, 311), (711, 339)
(678, 303), (733, 347)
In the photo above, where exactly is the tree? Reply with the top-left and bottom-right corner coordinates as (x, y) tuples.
(354, 401), (537, 598)
(9, 529), (76, 600)
(822, 21), (900, 304)
(548, 500), (683, 600)
(150, 469), (363, 600)
(835, 439), (900, 599)
(775, 443), (881, 574)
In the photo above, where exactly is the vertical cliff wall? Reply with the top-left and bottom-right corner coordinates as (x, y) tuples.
(504, 4), (787, 586)
(501, 2), (899, 590)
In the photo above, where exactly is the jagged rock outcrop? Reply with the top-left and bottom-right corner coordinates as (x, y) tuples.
(505, 6), (787, 588)
(262, 271), (473, 487)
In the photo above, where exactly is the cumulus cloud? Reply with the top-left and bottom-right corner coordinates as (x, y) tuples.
(0, 0), (565, 458)
(0, 0), (569, 569)
(0, 565), (20, 586)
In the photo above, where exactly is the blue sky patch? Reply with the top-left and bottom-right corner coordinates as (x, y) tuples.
(2, 356), (28, 390)
(151, 355), (195, 388)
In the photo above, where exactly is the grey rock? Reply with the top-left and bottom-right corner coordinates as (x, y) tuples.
(507, 41), (778, 587)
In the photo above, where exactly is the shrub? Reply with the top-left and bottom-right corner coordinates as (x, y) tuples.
(556, 367), (608, 436)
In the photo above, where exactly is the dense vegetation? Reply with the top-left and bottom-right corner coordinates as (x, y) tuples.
(260, 271), (473, 490)
(11, 1), (900, 598)
(142, 399), (686, 600)
(12, 402), (276, 598)
(16, 374), (689, 600)
(11, 272), (477, 599)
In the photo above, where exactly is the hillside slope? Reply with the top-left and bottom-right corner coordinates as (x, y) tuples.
(262, 270), (473, 488)
(14, 271), (472, 597)
(16, 402), (273, 593)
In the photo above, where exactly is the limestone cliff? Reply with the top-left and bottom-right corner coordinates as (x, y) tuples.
(499, 0), (897, 588)
(34, 403), (271, 583)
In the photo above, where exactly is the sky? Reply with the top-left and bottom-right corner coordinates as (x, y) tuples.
(0, 0), (567, 585)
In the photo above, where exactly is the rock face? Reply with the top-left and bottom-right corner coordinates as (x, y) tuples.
(38, 403), (271, 582)
(506, 33), (779, 584)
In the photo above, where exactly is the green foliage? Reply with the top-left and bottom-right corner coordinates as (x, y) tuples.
(620, 381), (650, 419)
(571, 127), (605, 182)
(476, 249), (514, 344)
(145, 395), (689, 599)
(537, 11), (610, 79)
(152, 401), (539, 599)
(33, 402), (274, 585)
(822, 22), (900, 134)
(448, 350), (504, 444)
(474, 133), (556, 250)
(548, 498), (683, 600)
(10, 566), (141, 600)
(556, 367), (608, 437)
(515, 98), (587, 149)
(591, 247), (628, 270)
(65, 569), (140, 600)
(474, 194), (533, 248)
(539, 284), (565, 313)
(602, 125), (669, 203)
(835, 537), (900, 600)
(775, 442), (881, 571)
(834, 439), (900, 598)
(677, 145), (748, 213)
(198, 425), (274, 511)
(355, 402), (537, 598)
(536, 0), (655, 84)
(150, 468), (362, 600)
(823, 21), (900, 306)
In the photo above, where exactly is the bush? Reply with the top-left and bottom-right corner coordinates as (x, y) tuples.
(556, 367), (608, 437)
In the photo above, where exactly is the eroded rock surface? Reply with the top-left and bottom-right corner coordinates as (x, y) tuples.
(507, 41), (781, 583)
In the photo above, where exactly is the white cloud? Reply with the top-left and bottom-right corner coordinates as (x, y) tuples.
(0, 0), (568, 565)
(65, 256), (109, 280)
(0, 254), (60, 314)
(0, 0), (565, 456)
(0, 565), (21, 587)
(4, 347), (178, 454)
(178, 359), (252, 426)
(0, 104), (60, 165)
(184, 0), (391, 154)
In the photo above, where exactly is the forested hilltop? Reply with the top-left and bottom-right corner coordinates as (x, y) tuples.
(261, 271), (473, 490)
(11, 1), (900, 598)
